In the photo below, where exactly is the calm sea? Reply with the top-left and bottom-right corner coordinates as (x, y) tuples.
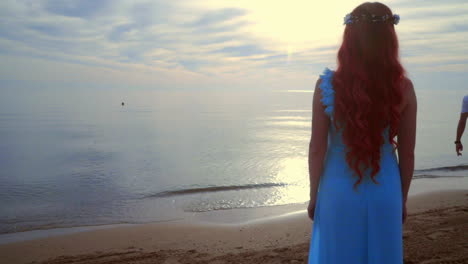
(0, 87), (466, 235)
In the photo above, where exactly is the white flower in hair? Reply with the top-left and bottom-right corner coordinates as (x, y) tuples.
(344, 14), (353, 25)
(343, 13), (401, 25)
(393, 14), (400, 25)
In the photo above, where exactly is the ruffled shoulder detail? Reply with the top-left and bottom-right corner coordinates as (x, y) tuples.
(319, 67), (335, 118)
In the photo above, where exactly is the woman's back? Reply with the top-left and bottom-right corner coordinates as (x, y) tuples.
(307, 3), (416, 264)
(308, 68), (413, 264)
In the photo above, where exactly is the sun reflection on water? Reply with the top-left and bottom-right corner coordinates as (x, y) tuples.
(267, 157), (310, 205)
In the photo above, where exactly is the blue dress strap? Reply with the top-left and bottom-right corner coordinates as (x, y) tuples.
(319, 68), (335, 118)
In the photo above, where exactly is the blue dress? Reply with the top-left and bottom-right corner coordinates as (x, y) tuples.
(308, 68), (403, 264)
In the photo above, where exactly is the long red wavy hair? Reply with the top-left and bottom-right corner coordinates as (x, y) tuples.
(333, 2), (405, 188)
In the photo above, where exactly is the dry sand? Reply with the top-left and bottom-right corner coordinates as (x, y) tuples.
(0, 190), (466, 264)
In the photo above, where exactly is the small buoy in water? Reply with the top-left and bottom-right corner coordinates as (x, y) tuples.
(121, 102), (125, 106)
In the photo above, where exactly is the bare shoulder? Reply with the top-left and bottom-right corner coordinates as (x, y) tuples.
(400, 77), (416, 112)
(401, 77), (415, 98)
(313, 78), (323, 102)
(315, 78), (322, 89)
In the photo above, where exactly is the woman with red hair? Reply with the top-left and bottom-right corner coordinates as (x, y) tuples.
(307, 2), (416, 263)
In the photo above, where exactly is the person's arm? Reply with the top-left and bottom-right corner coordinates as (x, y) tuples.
(397, 79), (417, 204)
(456, 114), (467, 141)
(308, 79), (330, 203)
(455, 99), (468, 155)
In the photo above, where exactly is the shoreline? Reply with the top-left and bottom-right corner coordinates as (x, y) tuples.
(0, 184), (466, 244)
(1, 175), (466, 242)
(0, 189), (466, 264)
(0, 202), (310, 245)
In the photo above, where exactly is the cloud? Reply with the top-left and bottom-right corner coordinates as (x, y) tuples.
(43, 0), (113, 18)
(215, 44), (270, 57)
(129, 1), (175, 27)
(0, 0), (467, 92)
(392, 0), (466, 9)
(190, 8), (248, 27)
(27, 24), (66, 37)
(179, 60), (209, 72)
(108, 23), (134, 42)
(193, 20), (250, 34)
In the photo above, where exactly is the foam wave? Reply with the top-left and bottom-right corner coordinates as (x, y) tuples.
(413, 164), (468, 179)
(144, 183), (288, 198)
(414, 165), (468, 174)
(413, 174), (468, 179)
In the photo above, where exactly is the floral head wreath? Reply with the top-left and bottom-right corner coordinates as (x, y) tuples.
(344, 13), (400, 25)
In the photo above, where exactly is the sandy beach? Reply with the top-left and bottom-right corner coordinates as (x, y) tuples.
(0, 190), (466, 264)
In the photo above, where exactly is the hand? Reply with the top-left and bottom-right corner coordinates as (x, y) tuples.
(402, 202), (407, 224)
(307, 199), (316, 221)
(456, 142), (463, 156)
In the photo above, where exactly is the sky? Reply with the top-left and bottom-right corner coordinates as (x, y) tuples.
(0, 0), (467, 91)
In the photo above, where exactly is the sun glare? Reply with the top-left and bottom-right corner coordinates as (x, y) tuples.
(189, 0), (364, 52)
(272, 157), (310, 204)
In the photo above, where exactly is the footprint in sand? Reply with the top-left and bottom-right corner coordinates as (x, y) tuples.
(426, 227), (456, 240)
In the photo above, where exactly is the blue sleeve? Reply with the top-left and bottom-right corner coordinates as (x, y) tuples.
(318, 68), (335, 118)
